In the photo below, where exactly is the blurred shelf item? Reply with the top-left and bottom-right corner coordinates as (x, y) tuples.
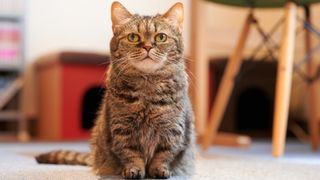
(0, 17), (23, 70)
(0, 77), (23, 109)
(0, 0), (29, 142)
(0, 110), (21, 120)
(0, 15), (21, 22)
(0, 63), (21, 71)
(0, 0), (24, 16)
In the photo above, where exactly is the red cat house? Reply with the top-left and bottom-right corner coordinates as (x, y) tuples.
(35, 52), (109, 140)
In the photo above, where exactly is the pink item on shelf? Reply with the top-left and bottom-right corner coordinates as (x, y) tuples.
(0, 29), (20, 42)
(0, 49), (19, 61)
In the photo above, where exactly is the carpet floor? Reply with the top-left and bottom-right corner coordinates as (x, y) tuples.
(0, 140), (319, 180)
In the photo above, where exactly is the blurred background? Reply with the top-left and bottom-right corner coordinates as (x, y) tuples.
(0, 0), (319, 147)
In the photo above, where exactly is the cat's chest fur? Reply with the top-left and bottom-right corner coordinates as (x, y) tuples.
(108, 74), (186, 163)
(128, 76), (183, 131)
(111, 74), (185, 107)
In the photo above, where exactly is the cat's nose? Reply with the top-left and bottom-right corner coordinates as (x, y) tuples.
(143, 45), (152, 52)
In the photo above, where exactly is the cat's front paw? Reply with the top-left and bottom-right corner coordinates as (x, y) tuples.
(122, 165), (145, 179)
(149, 164), (171, 179)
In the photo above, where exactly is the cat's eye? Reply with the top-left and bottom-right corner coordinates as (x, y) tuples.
(155, 33), (167, 43)
(127, 33), (140, 43)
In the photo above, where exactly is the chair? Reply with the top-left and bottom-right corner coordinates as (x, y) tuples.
(191, 0), (320, 157)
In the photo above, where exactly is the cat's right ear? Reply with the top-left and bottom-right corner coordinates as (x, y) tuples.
(111, 1), (132, 32)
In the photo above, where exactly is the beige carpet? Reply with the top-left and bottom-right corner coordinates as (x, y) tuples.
(0, 140), (319, 180)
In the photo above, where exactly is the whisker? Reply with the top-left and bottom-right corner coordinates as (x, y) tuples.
(182, 56), (195, 63)
(171, 61), (198, 89)
(97, 61), (110, 66)
(185, 68), (197, 89)
(112, 61), (132, 83)
(97, 69), (107, 87)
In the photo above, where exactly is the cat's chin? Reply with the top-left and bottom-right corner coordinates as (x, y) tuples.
(132, 58), (164, 73)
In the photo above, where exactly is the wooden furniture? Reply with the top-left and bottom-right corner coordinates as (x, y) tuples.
(189, 0), (252, 148)
(0, 0), (29, 141)
(209, 59), (277, 137)
(190, 0), (320, 157)
(35, 52), (109, 140)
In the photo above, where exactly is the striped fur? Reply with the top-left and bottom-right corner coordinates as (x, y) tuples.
(35, 150), (91, 166)
(36, 2), (195, 179)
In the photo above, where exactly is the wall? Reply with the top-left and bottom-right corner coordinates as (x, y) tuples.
(25, 0), (190, 63)
(25, 1), (320, 63)
(203, 2), (320, 59)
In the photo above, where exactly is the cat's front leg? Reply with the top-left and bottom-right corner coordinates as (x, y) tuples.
(148, 139), (183, 179)
(148, 151), (172, 178)
(111, 132), (145, 179)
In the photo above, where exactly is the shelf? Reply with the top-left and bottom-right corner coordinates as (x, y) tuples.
(0, 64), (22, 71)
(0, 15), (22, 22)
(0, 1), (27, 142)
(0, 110), (21, 120)
(0, 77), (23, 109)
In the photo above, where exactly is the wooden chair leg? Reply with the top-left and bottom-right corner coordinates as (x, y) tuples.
(304, 5), (319, 151)
(272, 2), (297, 157)
(201, 13), (252, 149)
(190, 0), (209, 136)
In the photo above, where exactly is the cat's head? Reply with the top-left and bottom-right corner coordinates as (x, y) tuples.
(110, 1), (184, 74)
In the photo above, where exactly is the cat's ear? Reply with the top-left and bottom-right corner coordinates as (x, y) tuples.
(163, 3), (184, 33)
(111, 1), (132, 32)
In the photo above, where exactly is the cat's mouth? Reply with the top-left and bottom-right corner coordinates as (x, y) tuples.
(141, 55), (156, 62)
(132, 55), (164, 73)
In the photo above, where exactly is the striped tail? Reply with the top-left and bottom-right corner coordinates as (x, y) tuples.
(35, 150), (91, 166)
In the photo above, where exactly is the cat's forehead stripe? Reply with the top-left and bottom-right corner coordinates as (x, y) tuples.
(128, 16), (159, 34)
(137, 23), (141, 33)
(154, 23), (158, 33)
(139, 17), (152, 33)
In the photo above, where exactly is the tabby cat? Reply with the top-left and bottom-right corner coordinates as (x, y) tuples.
(36, 1), (195, 179)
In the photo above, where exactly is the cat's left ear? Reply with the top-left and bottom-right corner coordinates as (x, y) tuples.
(163, 2), (184, 33)
(111, 1), (132, 32)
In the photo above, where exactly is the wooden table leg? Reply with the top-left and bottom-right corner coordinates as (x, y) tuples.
(304, 5), (319, 151)
(272, 2), (297, 157)
(190, 0), (209, 136)
(201, 13), (252, 150)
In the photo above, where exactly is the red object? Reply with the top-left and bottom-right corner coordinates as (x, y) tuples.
(36, 52), (109, 140)
(61, 64), (106, 140)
